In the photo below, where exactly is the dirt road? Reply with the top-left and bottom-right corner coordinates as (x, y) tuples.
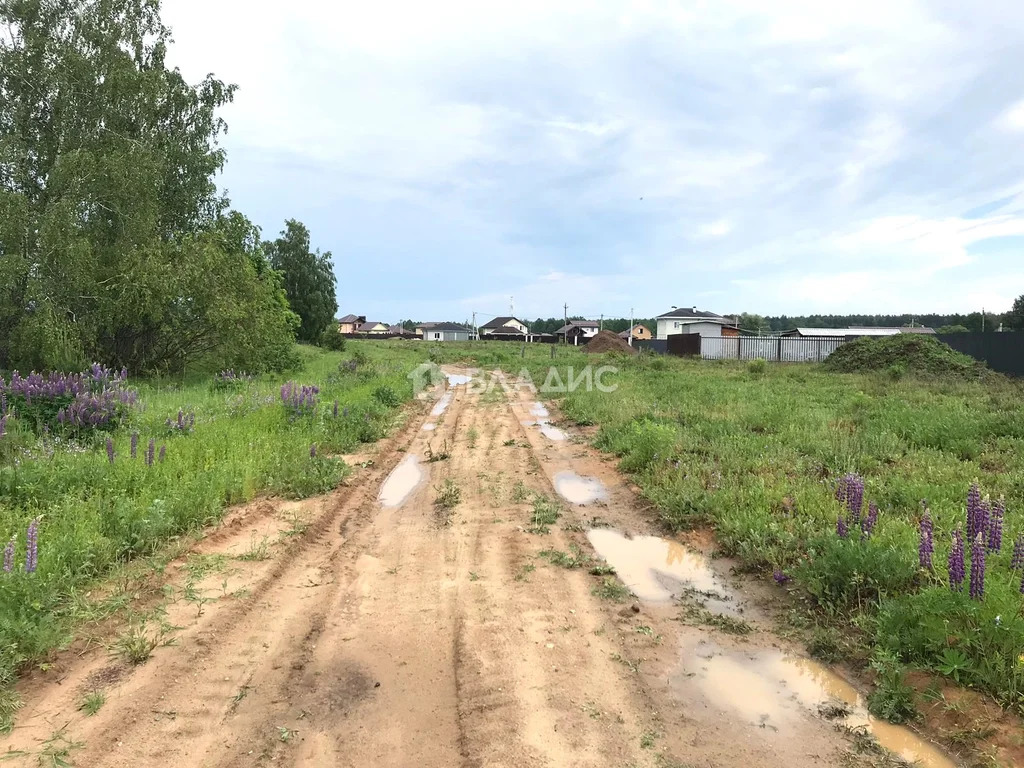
(3, 370), (958, 767)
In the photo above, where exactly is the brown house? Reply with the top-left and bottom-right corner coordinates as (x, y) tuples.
(618, 324), (652, 342)
(337, 314), (366, 335)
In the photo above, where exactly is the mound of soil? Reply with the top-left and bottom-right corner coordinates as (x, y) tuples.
(824, 334), (983, 376)
(585, 329), (638, 355)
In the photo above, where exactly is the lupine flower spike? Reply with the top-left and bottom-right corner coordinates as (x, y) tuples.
(158, 445), (166, 463)
(146, 438), (155, 466)
(25, 518), (39, 574)
(987, 496), (1004, 553)
(310, 443), (317, 459)
(836, 516), (849, 539)
(106, 437), (115, 464)
(919, 508), (934, 570)
(969, 533), (985, 600)
(773, 569), (790, 585)
(130, 431), (139, 459)
(966, 482), (982, 540)
(1011, 533), (1024, 571)
(2, 537), (14, 573)
(861, 501), (879, 539)
(948, 528), (965, 592)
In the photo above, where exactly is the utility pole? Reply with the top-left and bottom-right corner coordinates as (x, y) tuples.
(600, 314), (604, 331)
(563, 303), (568, 345)
(472, 311), (476, 341)
(982, 308), (986, 332)
(510, 296), (514, 316)
(628, 307), (634, 347)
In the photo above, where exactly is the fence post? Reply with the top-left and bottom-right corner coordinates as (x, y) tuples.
(777, 336), (782, 363)
(736, 335), (741, 360)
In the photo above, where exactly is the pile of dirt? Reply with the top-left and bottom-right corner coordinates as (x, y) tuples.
(585, 329), (638, 355)
(824, 334), (984, 376)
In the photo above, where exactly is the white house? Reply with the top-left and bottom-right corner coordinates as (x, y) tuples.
(479, 316), (529, 338)
(555, 320), (599, 344)
(655, 307), (737, 340)
(421, 322), (473, 341)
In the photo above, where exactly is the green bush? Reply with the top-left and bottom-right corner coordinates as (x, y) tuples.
(747, 358), (767, 377)
(318, 327), (347, 352)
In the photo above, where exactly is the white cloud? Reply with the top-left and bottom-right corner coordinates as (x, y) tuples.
(160, 0), (1024, 319)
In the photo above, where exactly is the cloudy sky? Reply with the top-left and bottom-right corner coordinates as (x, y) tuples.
(163, 0), (1024, 323)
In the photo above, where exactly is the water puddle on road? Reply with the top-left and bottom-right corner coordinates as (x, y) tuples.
(421, 423), (436, 431)
(674, 638), (956, 768)
(446, 373), (473, 387)
(430, 391), (453, 417)
(586, 529), (738, 613)
(554, 470), (607, 504)
(523, 402), (566, 440)
(378, 454), (425, 508)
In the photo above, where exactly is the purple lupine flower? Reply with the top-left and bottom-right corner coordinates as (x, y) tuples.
(146, 438), (155, 466)
(773, 569), (790, 585)
(835, 472), (865, 521)
(2, 537), (14, 573)
(978, 497), (991, 545)
(333, 400), (339, 418)
(130, 432), (139, 459)
(969, 533), (985, 600)
(948, 528), (965, 592)
(966, 482), (982, 540)
(25, 518), (39, 574)
(310, 443), (317, 458)
(106, 437), (115, 464)
(1020, 568), (1024, 596)
(919, 510), (934, 570)
(861, 501), (879, 539)
(836, 516), (849, 539)
(158, 445), (166, 463)
(1011, 533), (1024, 571)
(987, 496), (1004, 553)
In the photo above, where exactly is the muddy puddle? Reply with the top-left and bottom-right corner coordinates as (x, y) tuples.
(674, 638), (956, 768)
(587, 529), (739, 613)
(430, 391), (453, 417)
(554, 470), (607, 504)
(446, 373), (473, 387)
(421, 423), (436, 431)
(522, 402), (567, 440)
(378, 454), (425, 508)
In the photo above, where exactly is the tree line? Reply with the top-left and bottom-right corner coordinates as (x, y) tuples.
(0, 0), (338, 374)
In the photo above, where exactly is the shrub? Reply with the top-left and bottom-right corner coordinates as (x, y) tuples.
(318, 327), (347, 352)
(824, 334), (983, 377)
(372, 385), (400, 408)
(747, 358), (767, 377)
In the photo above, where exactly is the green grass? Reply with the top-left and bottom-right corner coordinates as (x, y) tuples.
(418, 342), (1024, 712)
(0, 341), (428, 731)
(78, 690), (105, 716)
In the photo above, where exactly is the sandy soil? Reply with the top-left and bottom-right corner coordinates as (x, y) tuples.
(2, 369), (964, 768)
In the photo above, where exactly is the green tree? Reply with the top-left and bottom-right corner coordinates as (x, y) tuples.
(0, 0), (296, 372)
(1007, 295), (1024, 331)
(264, 220), (338, 343)
(737, 312), (767, 334)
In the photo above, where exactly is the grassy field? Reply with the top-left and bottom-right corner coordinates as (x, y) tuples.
(424, 340), (1024, 718)
(0, 342), (426, 729)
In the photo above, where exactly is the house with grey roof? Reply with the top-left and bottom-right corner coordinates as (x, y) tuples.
(421, 322), (473, 341)
(555, 320), (600, 344)
(655, 307), (738, 340)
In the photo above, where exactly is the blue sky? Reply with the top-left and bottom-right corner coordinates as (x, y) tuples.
(164, 0), (1024, 323)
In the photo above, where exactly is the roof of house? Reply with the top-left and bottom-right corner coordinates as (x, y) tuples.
(488, 326), (526, 335)
(338, 313), (364, 324)
(357, 321), (387, 331)
(656, 306), (728, 320)
(387, 324), (406, 334)
(898, 326), (937, 334)
(480, 316), (525, 330)
(423, 322), (471, 332)
(555, 320), (599, 334)
(617, 325), (649, 338)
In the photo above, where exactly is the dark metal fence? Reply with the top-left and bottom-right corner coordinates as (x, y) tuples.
(936, 333), (1024, 377)
(634, 339), (667, 355)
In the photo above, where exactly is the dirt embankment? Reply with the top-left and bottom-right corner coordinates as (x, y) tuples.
(2, 369), (966, 768)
